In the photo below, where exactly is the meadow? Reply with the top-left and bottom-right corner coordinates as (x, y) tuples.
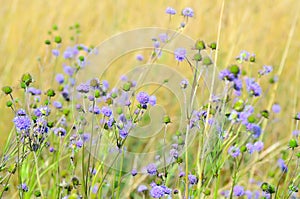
(0, 1), (299, 198)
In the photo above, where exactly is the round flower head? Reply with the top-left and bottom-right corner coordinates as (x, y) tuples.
(149, 95), (157, 106)
(188, 174), (198, 185)
(219, 69), (235, 81)
(13, 110), (31, 132)
(20, 183), (28, 192)
(251, 124), (262, 138)
(272, 103), (281, 113)
(236, 50), (250, 62)
(278, 158), (288, 172)
(63, 65), (75, 76)
(150, 185), (165, 198)
(76, 83), (90, 93)
(245, 77), (262, 97)
(180, 79), (188, 89)
(52, 49), (60, 57)
(54, 127), (67, 137)
(228, 146), (241, 158)
(53, 101), (62, 109)
(136, 54), (144, 61)
(101, 106), (112, 117)
(166, 7), (176, 15)
(253, 141), (264, 152)
(245, 190), (252, 199)
(233, 185), (245, 196)
(131, 169), (137, 176)
(174, 48), (186, 62)
(146, 163), (157, 175)
(137, 185), (148, 192)
(136, 92), (149, 105)
(182, 7), (194, 17)
(27, 87), (41, 95)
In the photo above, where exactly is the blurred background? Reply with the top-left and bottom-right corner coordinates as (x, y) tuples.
(0, 0), (300, 148)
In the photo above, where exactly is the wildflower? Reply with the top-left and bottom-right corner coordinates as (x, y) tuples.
(20, 183), (28, 192)
(119, 129), (128, 139)
(27, 87), (41, 95)
(76, 83), (90, 93)
(159, 33), (168, 43)
(88, 106), (101, 114)
(131, 169), (137, 176)
(180, 79), (188, 89)
(272, 103), (281, 113)
(233, 185), (245, 196)
(245, 78), (262, 97)
(13, 110), (31, 131)
(188, 174), (198, 185)
(150, 185), (165, 198)
(236, 50), (250, 62)
(136, 54), (144, 61)
(52, 49), (60, 57)
(228, 146), (241, 158)
(253, 141), (264, 152)
(63, 65), (75, 76)
(54, 127), (67, 137)
(278, 158), (288, 172)
(250, 124), (262, 138)
(219, 69), (235, 81)
(182, 7), (194, 17)
(179, 171), (185, 177)
(246, 143), (255, 154)
(166, 7), (176, 15)
(137, 185), (148, 192)
(101, 106), (112, 117)
(53, 101), (62, 109)
(146, 163), (157, 175)
(136, 92), (150, 105)
(221, 190), (230, 198)
(149, 95), (157, 106)
(292, 130), (299, 137)
(259, 65), (273, 76)
(174, 48), (186, 62)
(245, 190), (252, 199)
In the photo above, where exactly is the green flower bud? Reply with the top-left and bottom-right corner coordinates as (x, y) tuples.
(52, 24), (58, 30)
(46, 89), (56, 97)
(289, 139), (298, 149)
(21, 73), (33, 87)
(34, 190), (41, 197)
(71, 176), (80, 186)
(6, 100), (13, 107)
(54, 36), (62, 44)
(106, 97), (113, 105)
(209, 42), (217, 50)
(247, 115), (256, 123)
(195, 40), (206, 51)
(116, 107), (123, 115)
(261, 182), (269, 192)
(63, 109), (70, 116)
(90, 78), (99, 87)
(250, 55), (256, 62)
(202, 56), (212, 65)
(229, 65), (240, 76)
(78, 55), (85, 62)
(194, 53), (202, 61)
(111, 92), (117, 99)
(123, 82), (131, 91)
(240, 145), (247, 152)
(261, 110), (269, 119)
(45, 40), (51, 45)
(203, 189), (211, 196)
(163, 115), (171, 124)
(2, 86), (12, 95)
(234, 100), (244, 112)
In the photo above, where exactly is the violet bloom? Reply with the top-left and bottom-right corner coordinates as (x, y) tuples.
(174, 48), (186, 62)
(27, 87), (41, 95)
(219, 69), (235, 81)
(53, 101), (62, 109)
(180, 79), (188, 89)
(233, 185), (245, 196)
(188, 174), (198, 185)
(63, 65), (75, 76)
(236, 50), (250, 61)
(137, 185), (148, 192)
(182, 7), (194, 17)
(165, 7), (176, 15)
(251, 124), (262, 138)
(278, 158), (288, 172)
(272, 103), (281, 113)
(131, 169), (137, 176)
(228, 146), (241, 158)
(159, 33), (168, 43)
(76, 83), (90, 93)
(146, 163), (157, 175)
(253, 141), (264, 152)
(136, 92), (149, 105)
(101, 106), (112, 117)
(150, 185), (165, 198)
(20, 183), (28, 192)
(54, 127), (67, 137)
(149, 95), (157, 106)
(55, 74), (64, 84)
(13, 110), (31, 131)
(259, 65), (273, 76)
(136, 54), (144, 61)
(52, 49), (60, 57)
(245, 77), (262, 97)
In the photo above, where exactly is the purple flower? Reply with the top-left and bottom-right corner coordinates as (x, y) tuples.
(76, 140), (83, 148)
(136, 92), (150, 105)
(233, 185), (244, 196)
(236, 50), (250, 61)
(292, 130), (299, 137)
(174, 48), (186, 62)
(228, 146), (241, 158)
(166, 7), (176, 15)
(159, 33), (168, 43)
(136, 54), (144, 61)
(13, 110), (31, 131)
(179, 171), (185, 177)
(131, 169), (137, 176)
(233, 79), (243, 91)
(153, 41), (160, 48)
(253, 141), (264, 152)
(246, 143), (255, 154)
(54, 127), (67, 137)
(63, 65), (75, 76)
(170, 148), (179, 159)
(27, 87), (41, 95)
(53, 101), (62, 109)
(278, 158), (288, 172)
(101, 106), (112, 117)
(76, 83), (90, 93)
(180, 79), (189, 89)
(55, 74), (64, 84)
(272, 104), (281, 113)
(150, 185), (165, 198)
(119, 129), (128, 139)
(182, 7), (194, 17)
(245, 190), (252, 199)
(63, 46), (79, 59)
(245, 78), (262, 97)
(137, 185), (148, 192)
(146, 163), (157, 175)
(259, 65), (273, 76)
(188, 174), (198, 185)
(20, 183), (28, 192)
(49, 147), (54, 152)
(89, 106), (101, 114)
(219, 69), (235, 81)
(251, 124), (262, 138)
(52, 49), (60, 57)
(149, 95), (157, 106)
(221, 190), (230, 198)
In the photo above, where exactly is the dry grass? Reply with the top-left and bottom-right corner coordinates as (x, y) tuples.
(0, 0), (300, 147)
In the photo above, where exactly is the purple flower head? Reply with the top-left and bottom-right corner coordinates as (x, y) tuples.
(102, 80), (109, 91)
(136, 54), (144, 61)
(251, 124), (262, 138)
(233, 185), (245, 196)
(180, 79), (188, 89)
(149, 95), (157, 106)
(228, 146), (241, 158)
(272, 103), (281, 113)
(188, 174), (198, 185)
(161, 185), (172, 195)
(153, 41), (160, 48)
(233, 79), (243, 91)
(159, 33), (168, 43)
(221, 190), (230, 198)
(53, 101), (62, 109)
(170, 148), (179, 159)
(63, 46), (79, 59)
(52, 49), (60, 57)
(76, 83), (90, 93)
(89, 106), (101, 114)
(55, 74), (64, 84)
(101, 106), (112, 117)
(179, 171), (185, 178)
(146, 163), (157, 175)
(292, 130), (299, 137)
(174, 48), (186, 62)
(137, 185), (148, 192)
(236, 50), (250, 61)
(245, 190), (252, 199)
(259, 65), (273, 76)
(82, 133), (90, 142)
(27, 87), (41, 95)
(278, 158), (288, 172)
(119, 129), (128, 139)
(20, 183), (28, 192)
(150, 185), (165, 198)
(246, 143), (255, 154)
(245, 77), (262, 97)
(253, 141), (264, 152)
(49, 147), (54, 152)
(76, 140), (83, 148)
(63, 65), (75, 76)
(13, 113), (31, 132)
(219, 69), (235, 81)
(136, 92), (149, 105)
(182, 7), (194, 17)
(131, 169), (137, 176)
(54, 127), (67, 137)
(166, 7), (176, 15)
